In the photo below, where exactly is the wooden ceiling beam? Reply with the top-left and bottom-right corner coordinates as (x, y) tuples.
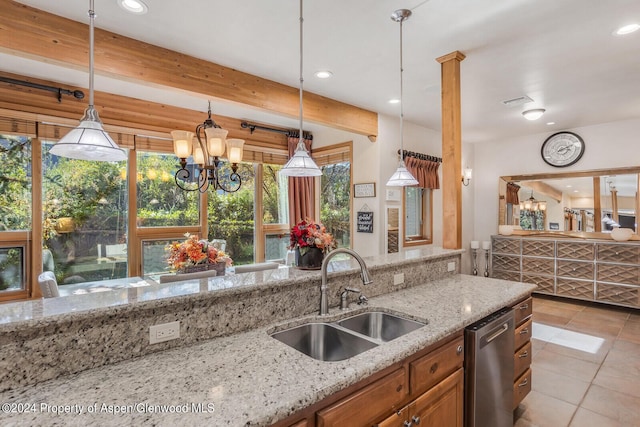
(0, 70), (288, 148)
(0, 0), (378, 138)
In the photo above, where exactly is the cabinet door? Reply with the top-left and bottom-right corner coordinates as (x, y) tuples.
(410, 368), (463, 427)
(317, 368), (407, 427)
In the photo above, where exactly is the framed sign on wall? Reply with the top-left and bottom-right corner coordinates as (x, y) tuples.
(354, 182), (376, 198)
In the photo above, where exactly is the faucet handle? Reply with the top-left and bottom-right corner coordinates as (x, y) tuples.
(357, 294), (369, 305)
(344, 287), (361, 294)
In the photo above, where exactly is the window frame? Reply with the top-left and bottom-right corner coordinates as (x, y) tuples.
(403, 187), (433, 247)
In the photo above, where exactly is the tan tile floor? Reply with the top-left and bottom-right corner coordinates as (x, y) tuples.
(514, 296), (640, 427)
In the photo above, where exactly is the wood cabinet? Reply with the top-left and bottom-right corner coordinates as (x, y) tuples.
(492, 236), (640, 309)
(512, 297), (533, 409)
(278, 334), (464, 427)
(377, 368), (463, 427)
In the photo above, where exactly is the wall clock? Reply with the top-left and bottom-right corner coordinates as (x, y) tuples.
(541, 131), (585, 168)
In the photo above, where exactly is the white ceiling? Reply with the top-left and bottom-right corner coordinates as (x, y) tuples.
(4, 0), (640, 142)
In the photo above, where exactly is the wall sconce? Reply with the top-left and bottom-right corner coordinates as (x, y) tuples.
(462, 167), (473, 186)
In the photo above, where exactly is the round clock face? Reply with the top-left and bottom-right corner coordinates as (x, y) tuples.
(541, 132), (585, 167)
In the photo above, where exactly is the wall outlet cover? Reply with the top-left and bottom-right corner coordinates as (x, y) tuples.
(447, 262), (456, 272)
(393, 272), (405, 285)
(149, 321), (180, 344)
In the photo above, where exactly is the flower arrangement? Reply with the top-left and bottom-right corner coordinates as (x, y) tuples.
(289, 219), (336, 256)
(166, 233), (232, 272)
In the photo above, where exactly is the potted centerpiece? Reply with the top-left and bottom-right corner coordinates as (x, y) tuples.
(166, 233), (232, 276)
(289, 219), (336, 269)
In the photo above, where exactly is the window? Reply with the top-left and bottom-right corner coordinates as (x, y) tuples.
(314, 142), (352, 249)
(207, 162), (256, 265)
(42, 141), (129, 284)
(404, 187), (432, 245)
(260, 163), (290, 262)
(137, 151), (200, 227)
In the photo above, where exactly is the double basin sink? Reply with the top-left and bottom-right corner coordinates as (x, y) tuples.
(271, 311), (427, 361)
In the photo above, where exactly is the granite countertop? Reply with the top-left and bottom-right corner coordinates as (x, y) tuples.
(0, 274), (535, 427)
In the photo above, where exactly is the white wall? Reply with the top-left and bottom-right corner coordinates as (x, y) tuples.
(312, 115), (447, 257)
(471, 118), (640, 244)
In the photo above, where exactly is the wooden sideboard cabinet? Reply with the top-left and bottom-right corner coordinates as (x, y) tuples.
(491, 236), (640, 309)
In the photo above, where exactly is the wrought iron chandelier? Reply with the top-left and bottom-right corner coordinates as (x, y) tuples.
(171, 102), (245, 193)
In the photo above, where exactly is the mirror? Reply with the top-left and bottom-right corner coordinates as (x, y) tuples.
(499, 167), (640, 236)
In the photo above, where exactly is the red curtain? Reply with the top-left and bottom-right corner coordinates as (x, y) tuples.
(506, 182), (521, 205)
(287, 136), (315, 227)
(404, 156), (440, 189)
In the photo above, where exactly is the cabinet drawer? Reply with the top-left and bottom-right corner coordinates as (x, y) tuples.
(523, 274), (554, 294)
(513, 368), (532, 410)
(597, 263), (640, 285)
(556, 278), (594, 300)
(597, 243), (640, 264)
(596, 283), (639, 307)
(522, 257), (554, 275)
(557, 260), (593, 280)
(557, 242), (594, 260)
(514, 341), (532, 379)
(410, 337), (464, 396)
(522, 239), (554, 257)
(492, 237), (520, 255)
(514, 317), (532, 350)
(513, 296), (533, 326)
(316, 368), (407, 427)
(493, 254), (520, 272)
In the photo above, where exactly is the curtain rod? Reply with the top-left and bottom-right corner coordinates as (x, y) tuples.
(399, 149), (442, 163)
(0, 76), (85, 103)
(241, 121), (312, 140)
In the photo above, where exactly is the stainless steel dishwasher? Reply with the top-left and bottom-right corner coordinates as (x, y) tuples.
(465, 307), (515, 427)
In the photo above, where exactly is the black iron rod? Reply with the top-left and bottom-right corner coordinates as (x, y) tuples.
(0, 76), (84, 102)
(240, 121), (312, 139)
(398, 149), (442, 163)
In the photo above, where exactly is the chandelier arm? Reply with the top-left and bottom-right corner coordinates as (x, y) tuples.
(174, 168), (197, 192)
(197, 168), (209, 193)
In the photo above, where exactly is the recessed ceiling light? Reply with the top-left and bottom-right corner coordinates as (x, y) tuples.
(314, 70), (333, 79)
(388, 99), (400, 104)
(615, 23), (640, 36)
(117, 0), (148, 14)
(522, 109), (546, 120)
(546, 121), (555, 126)
(566, 185), (573, 188)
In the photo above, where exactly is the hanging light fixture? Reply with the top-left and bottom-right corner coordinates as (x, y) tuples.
(519, 191), (546, 212)
(171, 101), (244, 193)
(49, 0), (126, 162)
(280, 0), (322, 177)
(386, 9), (419, 187)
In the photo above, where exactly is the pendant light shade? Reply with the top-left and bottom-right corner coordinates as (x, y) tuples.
(49, 0), (126, 162)
(280, 0), (321, 177)
(387, 160), (419, 186)
(386, 9), (418, 187)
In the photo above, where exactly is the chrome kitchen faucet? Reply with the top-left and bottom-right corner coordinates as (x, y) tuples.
(320, 248), (372, 315)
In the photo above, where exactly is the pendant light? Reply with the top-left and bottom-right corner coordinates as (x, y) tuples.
(49, 0), (126, 162)
(386, 9), (419, 187)
(280, 0), (322, 177)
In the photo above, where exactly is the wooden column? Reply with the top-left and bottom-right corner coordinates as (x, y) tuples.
(436, 51), (466, 249)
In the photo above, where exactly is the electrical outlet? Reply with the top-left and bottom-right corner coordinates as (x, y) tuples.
(447, 262), (456, 272)
(393, 272), (405, 285)
(149, 321), (180, 344)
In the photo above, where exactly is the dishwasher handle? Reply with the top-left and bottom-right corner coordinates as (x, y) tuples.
(484, 322), (509, 343)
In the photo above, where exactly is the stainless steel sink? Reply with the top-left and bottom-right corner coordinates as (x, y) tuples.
(271, 323), (378, 361)
(337, 311), (426, 342)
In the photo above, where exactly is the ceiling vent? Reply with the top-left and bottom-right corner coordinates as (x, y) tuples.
(502, 95), (533, 107)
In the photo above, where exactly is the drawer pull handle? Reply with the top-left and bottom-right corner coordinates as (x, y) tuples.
(456, 345), (463, 355)
(430, 362), (439, 374)
(412, 416), (421, 425)
(520, 328), (529, 335)
(403, 421), (412, 427)
(519, 304), (529, 310)
(518, 351), (529, 359)
(518, 378), (529, 387)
